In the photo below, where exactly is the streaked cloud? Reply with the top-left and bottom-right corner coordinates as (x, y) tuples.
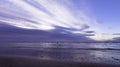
(113, 33), (120, 35)
(0, 0), (97, 30)
(0, 0), (117, 41)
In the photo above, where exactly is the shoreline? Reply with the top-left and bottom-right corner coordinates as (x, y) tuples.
(0, 55), (119, 67)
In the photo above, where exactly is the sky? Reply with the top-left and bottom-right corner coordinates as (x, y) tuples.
(0, 0), (120, 42)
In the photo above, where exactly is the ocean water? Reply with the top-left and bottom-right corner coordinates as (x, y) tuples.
(0, 43), (120, 65)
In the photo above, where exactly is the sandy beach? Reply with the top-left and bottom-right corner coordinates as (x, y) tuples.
(0, 55), (119, 67)
(0, 43), (120, 67)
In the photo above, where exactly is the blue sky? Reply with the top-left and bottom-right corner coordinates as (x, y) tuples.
(90, 0), (120, 33)
(88, 0), (120, 41)
(0, 0), (120, 42)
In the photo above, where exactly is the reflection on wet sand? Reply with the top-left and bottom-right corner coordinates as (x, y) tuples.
(0, 43), (120, 66)
(0, 55), (119, 67)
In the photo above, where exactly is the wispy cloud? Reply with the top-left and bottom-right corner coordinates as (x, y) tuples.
(2, 0), (114, 41)
(0, 0), (97, 31)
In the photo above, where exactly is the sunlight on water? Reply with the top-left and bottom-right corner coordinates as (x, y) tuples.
(1, 43), (120, 49)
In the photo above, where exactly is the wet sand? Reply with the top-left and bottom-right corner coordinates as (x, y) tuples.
(0, 55), (119, 67)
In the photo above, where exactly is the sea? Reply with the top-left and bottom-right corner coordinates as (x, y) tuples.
(0, 42), (120, 65)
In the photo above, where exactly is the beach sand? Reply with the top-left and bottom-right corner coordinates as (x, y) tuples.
(0, 55), (119, 67)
